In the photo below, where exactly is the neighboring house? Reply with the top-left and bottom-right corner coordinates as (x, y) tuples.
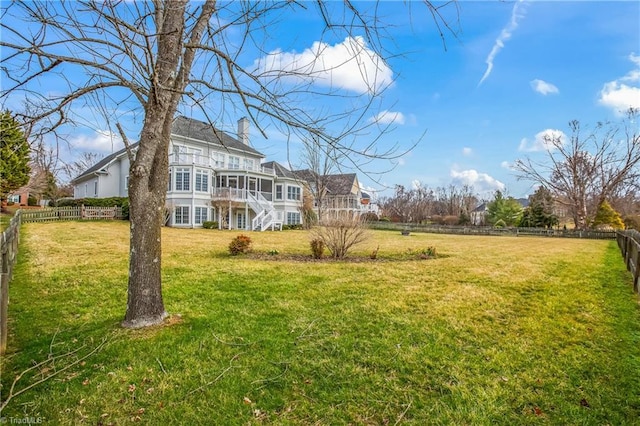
(292, 170), (367, 220)
(360, 191), (381, 218)
(6, 189), (29, 206)
(471, 202), (488, 226)
(471, 197), (530, 226)
(72, 116), (305, 230)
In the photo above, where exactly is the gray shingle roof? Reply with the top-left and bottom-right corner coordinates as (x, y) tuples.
(72, 116), (264, 182)
(172, 116), (263, 157)
(261, 161), (296, 178)
(324, 173), (357, 195)
(292, 170), (358, 196)
(71, 142), (139, 183)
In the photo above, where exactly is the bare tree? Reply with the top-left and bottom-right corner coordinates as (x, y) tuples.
(62, 152), (104, 183)
(515, 110), (640, 229)
(1, 1), (456, 328)
(311, 216), (370, 259)
(296, 134), (339, 224)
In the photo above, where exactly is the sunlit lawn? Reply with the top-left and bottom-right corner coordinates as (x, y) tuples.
(1, 221), (639, 425)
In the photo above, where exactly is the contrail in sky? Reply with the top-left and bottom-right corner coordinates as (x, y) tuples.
(479, 0), (529, 86)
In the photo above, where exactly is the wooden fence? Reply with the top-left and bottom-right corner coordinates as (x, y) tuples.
(368, 222), (617, 240)
(20, 205), (123, 223)
(617, 230), (640, 294)
(1, 211), (21, 354)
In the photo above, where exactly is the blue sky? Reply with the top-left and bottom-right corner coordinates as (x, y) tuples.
(3, 1), (640, 200)
(252, 1), (640, 198)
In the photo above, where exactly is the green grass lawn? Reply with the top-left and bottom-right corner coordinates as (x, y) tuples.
(1, 221), (639, 425)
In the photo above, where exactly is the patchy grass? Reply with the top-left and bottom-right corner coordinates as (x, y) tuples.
(1, 221), (639, 425)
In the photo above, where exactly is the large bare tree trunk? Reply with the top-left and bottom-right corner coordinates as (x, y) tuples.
(121, 0), (194, 328)
(122, 111), (173, 327)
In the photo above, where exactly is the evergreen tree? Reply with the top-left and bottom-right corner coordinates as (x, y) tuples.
(486, 190), (523, 226)
(592, 200), (624, 229)
(520, 186), (558, 228)
(0, 111), (30, 201)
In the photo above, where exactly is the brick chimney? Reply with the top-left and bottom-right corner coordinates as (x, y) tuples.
(237, 117), (249, 145)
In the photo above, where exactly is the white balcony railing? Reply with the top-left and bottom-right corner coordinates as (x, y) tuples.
(212, 187), (273, 202)
(169, 153), (275, 175)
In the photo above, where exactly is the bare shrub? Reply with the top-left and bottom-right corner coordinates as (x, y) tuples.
(228, 235), (253, 256)
(310, 238), (325, 259)
(312, 216), (370, 259)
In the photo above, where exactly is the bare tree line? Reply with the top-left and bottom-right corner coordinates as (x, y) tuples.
(378, 183), (479, 224)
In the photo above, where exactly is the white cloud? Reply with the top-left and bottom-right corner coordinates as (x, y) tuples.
(479, 0), (528, 86)
(396, 157), (406, 166)
(599, 53), (640, 113)
(253, 36), (393, 95)
(501, 161), (512, 169)
(450, 169), (505, 193)
(518, 129), (567, 152)
(530, 79), (559, 95)
(370, 110), (405, 125)
(462, 147), (473, 156)
(70, 130), (124, 153)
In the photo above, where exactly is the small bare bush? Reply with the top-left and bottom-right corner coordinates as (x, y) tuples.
(310, 238), (325, 259)
(312, 216), (370, 259)
(228, 234), (253, 255)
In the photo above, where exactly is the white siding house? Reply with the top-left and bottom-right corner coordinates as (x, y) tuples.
(72, 116), (303, 230)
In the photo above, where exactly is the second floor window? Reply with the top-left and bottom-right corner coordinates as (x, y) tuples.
(275, 184), (283, 200)
(212, 152), (225, 168)
(195, 169), (209, 192)
(243, 158), (254, 170)
(175, 168), (190, 191)
(228, 156), (240, 169)
(287, 185), (301, 201)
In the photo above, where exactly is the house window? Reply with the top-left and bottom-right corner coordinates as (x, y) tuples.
(243, 158), (254, 171)
(213, 152), (225, 168)
(195, 169), (209, 192)
(287, 185), (301, 201)
(228, 156), (240, 170)
(174, 206), (190, 225)
(8, 194), (20, 203)
(125, 176), (129, 193)
(173, 145), (202, 162)
(195, 206), (208, 225)
(175, 168), (190, 191)
(287, 212), (301, 225)
(275, 184), (283, 200)
(94, 181), (98, 196)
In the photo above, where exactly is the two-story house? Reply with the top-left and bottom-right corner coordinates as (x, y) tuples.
(292, 170), (368, 220)
(71, 116), (304, 230)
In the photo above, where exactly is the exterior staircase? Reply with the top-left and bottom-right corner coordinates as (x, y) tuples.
(247, 192), (282, 231)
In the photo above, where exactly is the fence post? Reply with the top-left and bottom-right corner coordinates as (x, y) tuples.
(0, 272), (8, 354)
(634, 245), (640, 294)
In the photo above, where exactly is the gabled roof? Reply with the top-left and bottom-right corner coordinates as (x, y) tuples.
(73, 116), (265, 183)
(324, 173), (358, 195)
(72, 142), (139, 183)
(172, 116), (263, 157)
(292, 170), (359, 196)
(261, 161), (296, 179)
(291, 169), (318, 183)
